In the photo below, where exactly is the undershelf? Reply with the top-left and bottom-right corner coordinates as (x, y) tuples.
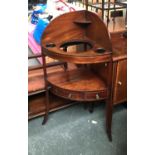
(28, 93), (76, 120)
(47, 68), (108, 101)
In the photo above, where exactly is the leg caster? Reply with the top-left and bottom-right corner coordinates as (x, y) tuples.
(42, 114), (48, 125)
(106, 128), (112, 142)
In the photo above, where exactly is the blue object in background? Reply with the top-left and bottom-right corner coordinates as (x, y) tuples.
(33, 18), (49, 45)
(31, 4), (47, 24)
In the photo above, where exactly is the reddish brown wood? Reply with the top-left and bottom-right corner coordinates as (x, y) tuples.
(90, 62), (109, 86)
(28, 93), (76, 119)
(113, 59), (127, 104)
(90, 32), (127, 106)
(48, 68), (108, 101)
(28, 12), (127, 141)
(28, 31), (127, 122)
(41, 10), (112, 64)
(41, 10), (113, 141)
(28, 64), (76, 95)
(28, 66), (65, 94)
(111, 32), (127, 105)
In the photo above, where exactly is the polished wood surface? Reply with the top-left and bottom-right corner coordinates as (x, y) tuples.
(28, 66), (63, 94)
(41, 10), (112, 64)
(42, 11), (112, 50)
(41, 10), (113, 141)
(28, 31), (126, 119)
(113, 59), (127, 104)
(48, 68), (108, 101)
(28, 63), (76, 95)
(110, 31), (127, 105)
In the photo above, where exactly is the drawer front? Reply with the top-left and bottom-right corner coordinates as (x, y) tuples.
(113, 60), (127, 104)
(51, 87), (84, 101)
(51, 86), (108, 101)
(85, 90), (108, 101)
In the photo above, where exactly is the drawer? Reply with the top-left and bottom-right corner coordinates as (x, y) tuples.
(51, 87), (84, 101)
(51, 86), (108, 101)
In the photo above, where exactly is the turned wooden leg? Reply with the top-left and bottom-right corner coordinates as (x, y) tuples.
(42, 88), (50, 125)
(106, 99), (113, 141)
(89, 103), (94, 113)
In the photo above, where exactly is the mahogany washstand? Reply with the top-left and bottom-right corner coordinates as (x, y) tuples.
(41, 10), (113, 141)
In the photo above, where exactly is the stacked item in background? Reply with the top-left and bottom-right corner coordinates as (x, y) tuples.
(28, 0), (83, 64)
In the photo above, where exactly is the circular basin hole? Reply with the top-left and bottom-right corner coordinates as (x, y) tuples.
(60, 40), (93, 53)
(46, 43), (56, 48)
(95, 48), (106, 53)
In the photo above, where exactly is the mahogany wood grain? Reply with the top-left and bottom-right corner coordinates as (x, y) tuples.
(28, 64), (77, 95)
(90, 32), (127, 106)
(113, 59), (127, 104)
(110, 32), (127, 105)
(41, 10), (112, 64)
(47, 68), (108, 101)
(28, 31), (126, 121)
(28, 93), (76, 119)
(41, 10), (113, 140)
(90, 62), (109, 86)
(47, 68), (107, 91)
(28, 66), (63, 94)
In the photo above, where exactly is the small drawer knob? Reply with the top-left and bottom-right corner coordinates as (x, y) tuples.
(96, 94), (100, 100)
(118, 81), (122, 85)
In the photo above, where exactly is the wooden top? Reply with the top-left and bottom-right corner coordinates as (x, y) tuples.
(41, 10), (112, 64)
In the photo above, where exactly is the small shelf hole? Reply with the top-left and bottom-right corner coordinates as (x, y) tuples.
(95, 48), (106, 53)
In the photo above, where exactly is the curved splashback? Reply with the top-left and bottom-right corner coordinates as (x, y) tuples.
(41, 10), (112, 51)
